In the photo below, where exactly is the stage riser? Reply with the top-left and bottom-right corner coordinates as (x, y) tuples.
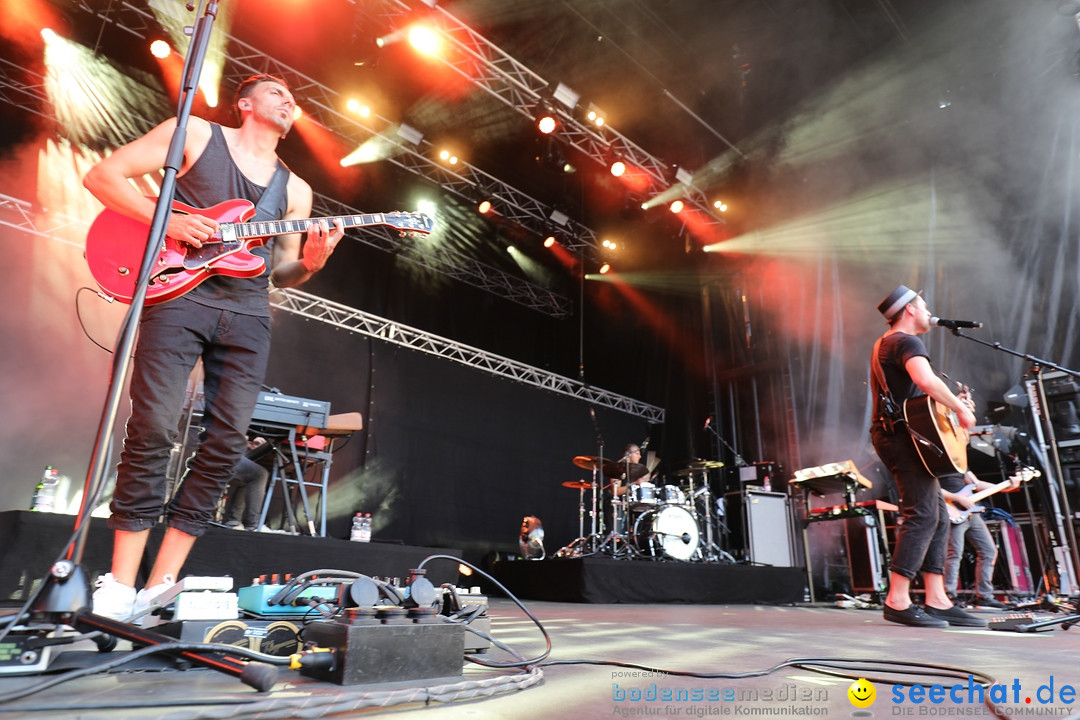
(0, 511), (459, 603)
(491, 558), (805, 604)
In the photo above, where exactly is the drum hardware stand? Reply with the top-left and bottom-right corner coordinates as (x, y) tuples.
(556, 466), (606, 557)
(597, 479), (640, 558)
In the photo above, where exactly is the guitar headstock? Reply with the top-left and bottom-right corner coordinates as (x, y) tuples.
(1012, 466), (1040, 483)
(384, 212), (434, 237)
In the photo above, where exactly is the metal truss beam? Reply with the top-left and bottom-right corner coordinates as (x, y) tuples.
(369, 0), (726, 228)
(0, 192), (88, 248)
(0, 42), (569, 316)
(69, 0), (603, 256)
(272, 287), (665, 423)
(0, 189), (659, 419)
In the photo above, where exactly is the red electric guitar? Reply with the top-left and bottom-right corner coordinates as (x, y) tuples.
(84, 198), (433, 305)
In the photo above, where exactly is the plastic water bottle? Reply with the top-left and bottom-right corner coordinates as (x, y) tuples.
(351, 512), (372, 542)
(31, 466), (60, 512)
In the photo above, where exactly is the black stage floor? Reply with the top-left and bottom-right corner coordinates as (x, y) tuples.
(0, 599), (1074, 719)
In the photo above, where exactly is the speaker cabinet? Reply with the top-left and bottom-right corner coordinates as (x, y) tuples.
(745, 490), (794, 567)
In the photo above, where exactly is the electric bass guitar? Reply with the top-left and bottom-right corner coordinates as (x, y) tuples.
(84, 198), (434, 305)
(945, 467), (1039, 524)
(903, 391), (971, 476)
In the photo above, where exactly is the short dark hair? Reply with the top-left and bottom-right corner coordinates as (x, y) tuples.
(233, 74), (289, 115)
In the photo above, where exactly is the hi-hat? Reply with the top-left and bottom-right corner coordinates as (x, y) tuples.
(562, 480), (591, 490)
(674, 460), (724, 477)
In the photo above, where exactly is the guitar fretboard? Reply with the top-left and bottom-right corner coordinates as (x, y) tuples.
(233, 213), (429, 239)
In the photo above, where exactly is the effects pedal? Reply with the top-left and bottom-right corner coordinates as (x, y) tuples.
(237, 581), (342, 618)
(440, 587), (491, 654)
(141, 576), (238, 628)
(987, 612), (1058, 632)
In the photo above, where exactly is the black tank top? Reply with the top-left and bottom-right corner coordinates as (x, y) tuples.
(176, 123), (290, 316)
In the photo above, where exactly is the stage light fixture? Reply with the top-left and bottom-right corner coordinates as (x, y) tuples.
(599, 263), (611, 274)
(610, 160), (626, 178)
(675, 167), (694, 186)
(543, 235), (556, 248)
(669, 200), (685, 214)
(535, 103), (559, 135)
(586, 103), (606, 128)
(149, 39), (171, 59)
(713, 200), (728, 212)
(438, 148), (459, 165)
(549, 209), (570, 226)
(478, 199), (493, 214)
(396, 123), (424, 146)
(407, 25), (442, 57)
(292, 106), (303, 122)
(507, 245), (516, 254)
(345, 98), (371, 117)
(552, 82), (580, 110)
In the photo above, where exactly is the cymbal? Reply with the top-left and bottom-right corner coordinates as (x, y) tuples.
(673, 460), (724, 477)
(562, 480), (591, 490)
(572, 455), (620, 475)
(609, 461), (649, 480)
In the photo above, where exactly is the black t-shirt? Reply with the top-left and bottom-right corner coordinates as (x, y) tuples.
(870, 332), (930, 421)
(938, 473), (966, 494)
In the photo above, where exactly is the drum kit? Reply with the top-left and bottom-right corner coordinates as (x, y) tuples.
(556, 455), (730, 562)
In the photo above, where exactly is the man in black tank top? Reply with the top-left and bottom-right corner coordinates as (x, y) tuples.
(83, 75), (344, 621)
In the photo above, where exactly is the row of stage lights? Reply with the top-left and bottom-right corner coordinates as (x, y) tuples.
(141, 30), (727, 271)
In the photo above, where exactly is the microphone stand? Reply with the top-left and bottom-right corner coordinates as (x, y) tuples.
(6, 1), (276, 690)
(944, 328), (1080, 599)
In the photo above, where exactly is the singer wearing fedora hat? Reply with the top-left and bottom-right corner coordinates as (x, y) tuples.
(868, 285), (985, 628)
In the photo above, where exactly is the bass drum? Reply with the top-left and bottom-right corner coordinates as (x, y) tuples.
(632, 505), (700, 561)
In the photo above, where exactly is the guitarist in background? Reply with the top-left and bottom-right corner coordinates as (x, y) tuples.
(870, 285), (983, 628)
(941, 470), (1021, 609)
(83, 74), (344, 621)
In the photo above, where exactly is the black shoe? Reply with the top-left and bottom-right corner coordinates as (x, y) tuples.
(974, 596), (1008, 610)
(924, 604), (989, 627)
(883, 603), (949, 628)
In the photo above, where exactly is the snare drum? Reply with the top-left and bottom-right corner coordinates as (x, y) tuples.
(660, 485), (687, 506)
(627, 482), (658, 510)
(632, 505), (700, 560)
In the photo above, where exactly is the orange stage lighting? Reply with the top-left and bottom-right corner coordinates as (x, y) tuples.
(289, 113), (359, 189)
(478, 199), (493, 215)
(678, 207), (728, 247)
(5, 0), (65, 46)
(407, 25), (442, 57)
(669, 200), (685, 214)
(149, 39), (171, 59)
(543, 235), (556, 248)
(599, 262), (611, 274)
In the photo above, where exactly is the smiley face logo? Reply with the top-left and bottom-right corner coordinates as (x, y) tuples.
(848, 678), (876, 708)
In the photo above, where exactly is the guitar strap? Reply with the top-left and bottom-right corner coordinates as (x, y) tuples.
(253, 161), (290, 221)
(872, 336), (944, 456)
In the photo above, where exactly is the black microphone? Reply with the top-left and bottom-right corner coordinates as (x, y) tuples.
(640, 437), (650, 451)
(931, 317), (983, 330)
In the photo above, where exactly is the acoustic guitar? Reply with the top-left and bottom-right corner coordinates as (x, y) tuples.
(903, 391), (971, 476)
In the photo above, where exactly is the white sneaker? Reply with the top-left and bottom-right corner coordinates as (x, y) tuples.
(91, 573), (136, 621)
(132, 574), (177, 625)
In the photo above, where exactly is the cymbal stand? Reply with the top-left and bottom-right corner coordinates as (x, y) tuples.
(556, 466), (604, 557)
(687, 469), (721, 562)
(597, 479), (639, 558)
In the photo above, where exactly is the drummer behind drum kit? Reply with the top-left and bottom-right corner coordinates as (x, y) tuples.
(556, 455), (730, 562)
